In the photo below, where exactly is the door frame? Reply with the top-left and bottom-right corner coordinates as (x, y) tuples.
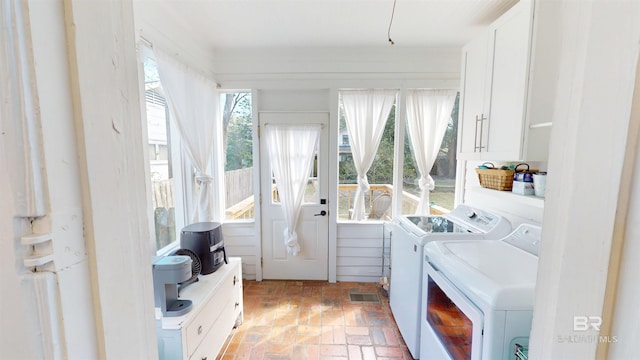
(257, 110), (331, 280)
(253, 90), (341, 282)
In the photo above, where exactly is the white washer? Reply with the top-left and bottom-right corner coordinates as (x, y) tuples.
(389, 204), (511, 359)
(421, 224), (541, 360)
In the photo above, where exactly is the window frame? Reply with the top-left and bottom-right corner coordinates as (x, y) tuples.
(138, 43), (188, 255)
(215, 90), (256, 223)
(336, 89), (401, 222)
(335, 88), (460, 222)
(400, 90), (460, 214)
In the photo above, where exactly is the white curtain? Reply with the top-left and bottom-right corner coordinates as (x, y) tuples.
(406, 89), (457, 215)
(265, 124), (320, 256)
(155, 50), (217, 223)
(341, 90), (396, 220)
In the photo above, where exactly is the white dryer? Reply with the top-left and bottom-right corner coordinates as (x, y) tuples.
(420, 224), (541, 360)
(389, 204), (511, 359)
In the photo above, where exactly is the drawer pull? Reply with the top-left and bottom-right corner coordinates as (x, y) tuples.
(197, 325), (203, 335)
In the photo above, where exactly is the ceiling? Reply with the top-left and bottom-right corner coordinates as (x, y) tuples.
(135, 0), (519, 50)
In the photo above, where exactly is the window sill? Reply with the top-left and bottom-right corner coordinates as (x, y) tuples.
(156, 241), (180, 256)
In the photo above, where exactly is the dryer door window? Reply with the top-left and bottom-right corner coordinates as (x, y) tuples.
(425, 273), (483, 360)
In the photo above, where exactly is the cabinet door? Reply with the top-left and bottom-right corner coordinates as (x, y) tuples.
(458, 30), (490, 158)
(483, 0), (534, 160)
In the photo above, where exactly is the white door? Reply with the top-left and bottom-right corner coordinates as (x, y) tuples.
(260, 112), (329, 280)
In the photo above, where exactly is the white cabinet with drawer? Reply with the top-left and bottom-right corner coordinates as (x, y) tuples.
(157, 257), (243, 360)
(458, 0), (552, 161)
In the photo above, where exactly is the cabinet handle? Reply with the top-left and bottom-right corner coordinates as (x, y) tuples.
(197, 325), (203, 335)
(475, 114), (486, 152)
(233, 275), (237, 286)
(478, 114), (486, 151)
(235, 302), (240, 308)
(474, 114), (480, 152)
(201, 357), (207, 360)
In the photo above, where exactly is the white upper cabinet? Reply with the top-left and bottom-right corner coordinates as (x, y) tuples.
(459, 30), (490, 155)
(458, 0), (550, 161)
(485, 1), (532, 159)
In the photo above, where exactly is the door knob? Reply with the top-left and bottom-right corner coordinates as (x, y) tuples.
(314, 210), (327, 216)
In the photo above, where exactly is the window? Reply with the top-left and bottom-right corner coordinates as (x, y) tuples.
(220, 92), (254, 221)
(336, 89), (459, 221)
(402, 93), (459, 213)
(271, 150), (319, 205)
(142, 52), (179, 251)
(338, 95), (396, 221)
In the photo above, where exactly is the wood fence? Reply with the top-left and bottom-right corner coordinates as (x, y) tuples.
(225, 167), (253, 207)
(152, 178), (174, 209)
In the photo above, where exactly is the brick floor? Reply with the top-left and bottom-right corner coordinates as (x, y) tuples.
(218, 280), (413, 360)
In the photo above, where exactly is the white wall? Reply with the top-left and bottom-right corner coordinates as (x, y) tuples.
(0, 159), (41, 358)
(222, 223), (259, 280)
(30, 1), (99, 357)
(529, 1), (640, 359)
(213, 47), (460, 90)
(1, 0), (99, 358)
(462, 160), (547, 226)
(607, 103), (640, 358)
(336, 223), (388, 283)
(65, 0), (159, 356)
(133, 0), (217, 77)
(3, 0), (170, 357)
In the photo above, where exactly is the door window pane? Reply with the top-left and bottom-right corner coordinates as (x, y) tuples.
(221, 92), (254, 221)
(305, 152), (319, 204)
(271, 146), (320, 205)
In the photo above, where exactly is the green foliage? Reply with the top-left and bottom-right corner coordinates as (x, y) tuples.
(368, 106), (395, 184)
(338, 155), (356, 183)
(438, 92), (460, 155)
(403, 134), (418, 182)
(224, 93), (253, 171)
(338, 104), (397, 184)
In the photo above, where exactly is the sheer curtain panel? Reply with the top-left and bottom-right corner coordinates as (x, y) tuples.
(155, 50), (217, 223)
(264, 124), (320, 256)
(341, 90), (396, 220)
(406, 89), (457, 215)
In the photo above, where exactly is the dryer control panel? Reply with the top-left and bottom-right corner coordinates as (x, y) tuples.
(502, 224), (542, 256)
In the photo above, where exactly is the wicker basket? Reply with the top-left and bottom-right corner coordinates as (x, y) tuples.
(475, 163), (535, 191)
(476, 167), (516, 191)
